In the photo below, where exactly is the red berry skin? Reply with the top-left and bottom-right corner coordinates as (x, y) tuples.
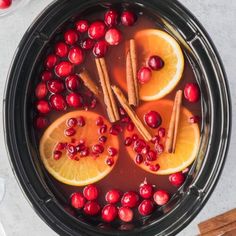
(0, 0), (12, 9)
(144, 111), (162, 129)
(65, 75), (81, 91)
(138, 199), (154, 216)
(81, 38), (95, 50)
(64, 29), (79, 45)
(102, 204), (118, 222)
(83, 184), (98, 201)
(83, 201), (101, 216)
(138, 67), (152, 84)
(121, 191), (139, 208)
(153, 190), (170, 206)
(121, 11), (136, 26)
(118, 207), (133, 222)
(55, 42), (68, 58)
(41, 71), (53, 82)
(104, 10), (119, 27)
(55, 61), (73, 78)
(35, 116), (48, 129)
(68, 46), (84, 65)
(184, 83), (200, 103)
(169, 172), (185, 187)
(105, 28), (122, 46)
(66, 93), (82, 108)
(139, 183), (153, 199)
(105, 189), (121, 204)
(88, 21), (106, 40)
(36, 100), (51, 114)
(148, 55), (164, 70)
(35, 82), (48, 99)
(50, 94), (67, 111)
(70, 192), (86, 209)
(75, 20), (89, 33)
(45, 54), (58, 69)
(47, 80), (64, 94)
(93, 40), (108, 58)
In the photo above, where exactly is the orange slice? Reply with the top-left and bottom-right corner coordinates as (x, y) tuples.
(40, 111), (119, 186)
(124, 100), (200, 175)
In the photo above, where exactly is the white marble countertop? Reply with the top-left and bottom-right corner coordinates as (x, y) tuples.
(0, 0), (235, 235)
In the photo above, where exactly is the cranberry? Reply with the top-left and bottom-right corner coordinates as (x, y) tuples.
(118, 207), (133, 222)
(77, 116), (85, 127)
(158, 127), (165, 138)
(68, 46), (84, 65)
(92, 144), (104, 154)
(93, 40), (108, 58)
(99, 136), (107, 144)
(148, 55), (164, 70)
(45, 54), (58, 69)
(75, 20), (89, 33)
(96, 116), (104, 126)
(83, 201), (101, 216)
(105, 189), (120, 204)
(65, 75), (81, 91)
(41, 71), (53, 81)
(121, 191), (139, 208)
(169, 172), (185, 187)
(35, 116), (48, 129)
(149, 164), (160, 172)
(36, 100), (51, 114)
(104, 10), (118, 27)
(144, 111), (162, 129)
(109, 125), (122, 136)
(124, 137), (133, 146)
(55, 61), (73, 78)
(155, 143), (164, 155)
(189, 115), (200, 124)
(66, 93), (82, 108)
(70, 192), (86, 209)
(55, 42), (68, 57)
(50, 94), (66, 111)
(105, 28), (122, 46)
(47, 80), (64, 94)
(107, 147), (117, 156)
(99, 124), (107, 134)
(102, 204), (118, 222)
(88, 21), (106, 40)
(121, 10), (136, 26)
(138, 199), (154, 216)
(146, 150), (157, 162)
(0, 0), (12, 9)
(66, 118), (77, 127)
(35, 82), (48, 99)
(106, 157), (114, 167)
(153, 190), (170, 206)
(184, 83), (200, 103)
(138, 67), (152, 84)
(126, 122), (134, 132)
(139, 182), (153, 199)
(53, 150), (62, 160)
(65, 128), (76, 137)
(83, 185), (98, 201)
(81, 38), (95, 50)
(64, 29), (79, 45)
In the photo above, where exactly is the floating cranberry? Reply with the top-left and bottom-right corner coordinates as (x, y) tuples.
(75, 20), (89, 33)
(148, 55), (164, 70)
(138, 67), (152, 84)
(149, 164), (160, 172)
(126, 122), (134, 132)
(64, 128), (76, 137)
(184, 83), (200, 103)
(66, 93), (82, 108)
(155, 143), (164, 155)
(70, 192), (86, 209)
(35, 116), (48, 129)
(107, 147), (117, 157)
(36, 100), (51, 114)
(77, 116), (85, 127)
(68, 46), (84, 65)
(53, 150), (62, 160)
(153, 190), (170, 206)
(50, 94), (66, 111)
(102, 204), (118, 222)
(158, 127), (165, 138)
(121, 10), (136, 26)
(45, 54), (58, 69)
(99, 124), (107, 134)
(0, 0), (12, 9)
(83, 184), (98, 201)
(35, 82), (48, 99)
(92, 144), (104, 154)
(105, 28), (122, 46)
(139, 182), (153, 199)
(47, 79), (64, 94)
(169, 172), (185, 187)
(64, 29), (79, 45)
(99, 136), (107, 144)
(83, 201), (101, 216)
(88, 21), (106, 40)
(55, 61), (73, 78)
(81, 38), (95, 50)
(124, 137), (133, 146)
(104, 10), (118, 27)
(138, 199), (154, 216)
(106, 157), (114, 167)
(189, 115), (200, 124)
(55, 42), (68, 58)
(66, 118), (77, 127)
(118, 207), (133, 222)
(65, 75), (81, 91)
(105, 189), (121, 204)
(96, 116), (104, 126)
(121, 191), (139, 208)
(93, 40), (108, 58)
(144, 111), (162, 129)
(41, 71), (53, 81)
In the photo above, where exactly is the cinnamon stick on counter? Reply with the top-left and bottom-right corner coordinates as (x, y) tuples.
(95, 58), (120, 123)
(112, 85), (152, 141)
(165, 90), (183, 153)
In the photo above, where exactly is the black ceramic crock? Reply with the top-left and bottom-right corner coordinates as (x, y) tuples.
(3, 0), (231, 235)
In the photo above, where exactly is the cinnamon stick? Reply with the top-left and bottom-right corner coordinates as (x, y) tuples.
(165, 90), (183, 153)
(95, 58), (120, 123)
(112, 85), (152, 141)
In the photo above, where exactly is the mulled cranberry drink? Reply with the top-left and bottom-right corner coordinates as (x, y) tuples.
(34, 7), (201, 224)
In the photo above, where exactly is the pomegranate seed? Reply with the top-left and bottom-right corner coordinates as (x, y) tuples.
(133, 139), (146, 154)
(144, 111), (162, 129)
(35, 116), (48, 129)
(184, 83), (200, 103)
(99, 136), (107, 144)
(92, 144), (104, 154)
(68, 46), (84, 65)
(53, 150), (62, 160)
(104, 10), (118, 27)
(0, 0), (12, 9)
(132, 134), (139, 141)
(158, 127), (165, 138)
(64, 29), (79, 45)
(153, 190), (170, 206)
(83, 185), (98, 201)
(76, 143), (86, 152)
(126, 122), (134, 132)
(138, 199), (154, 216)
(75, 20), (89, 33)
(144, 160), (150, 166)
(66, 118), (77, 127)
(93, 40), (108, 58)
(90, 98), (97, 109)
(83, 201), (101, 216)
(102, 204), (118, 222)
(138, 67), (152, 84)
(105, 28), (122, 46)
(36, 100), (51, 114)
(139, 181), (153, 199)
(56, 142), (67, 151)
(151, 135), (160, 144)
(124, 137), (133, 146)
(105, 189), (121, 204)
(142, 145), (150, 155)
(169, 172), (185, 187)
(81, 38), (95, 50)
(119, 107), (126, 116)
(66, 93), (82, 108)
(47, 79), (64, 94)
(109, 125), (122, 136)
(121, 116), (131, 123)
(65, 128), (76, 137)
(121, 10), (136, 26)
(189, 115), (200, 124)
(107, 147), (117, 157)
(106, 157), (114, 167)
(80, 148), (90, 157)
(148, 55), (164, 70)
(99, 124), (107, 134)
(65, 75), (81, 91)
(41, 71), (53, 81)
(96, 116), (104, 126)
(45, 54), (58, 69)
(55, 42), (68, 57)
(121, 191), (139, 208)
(149, 164), (160, 172)
(50, 94), (66, 111)
(88, 21), (106, 40)
(70, 192), (86, 209)
(155, 143), (164, 155)
(146, 150), (157, 162)
(55, 61), (73, 78)
(35, 82), (48, 99)
(77, 116), (85, 127)
(118, 207), (133, 222)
